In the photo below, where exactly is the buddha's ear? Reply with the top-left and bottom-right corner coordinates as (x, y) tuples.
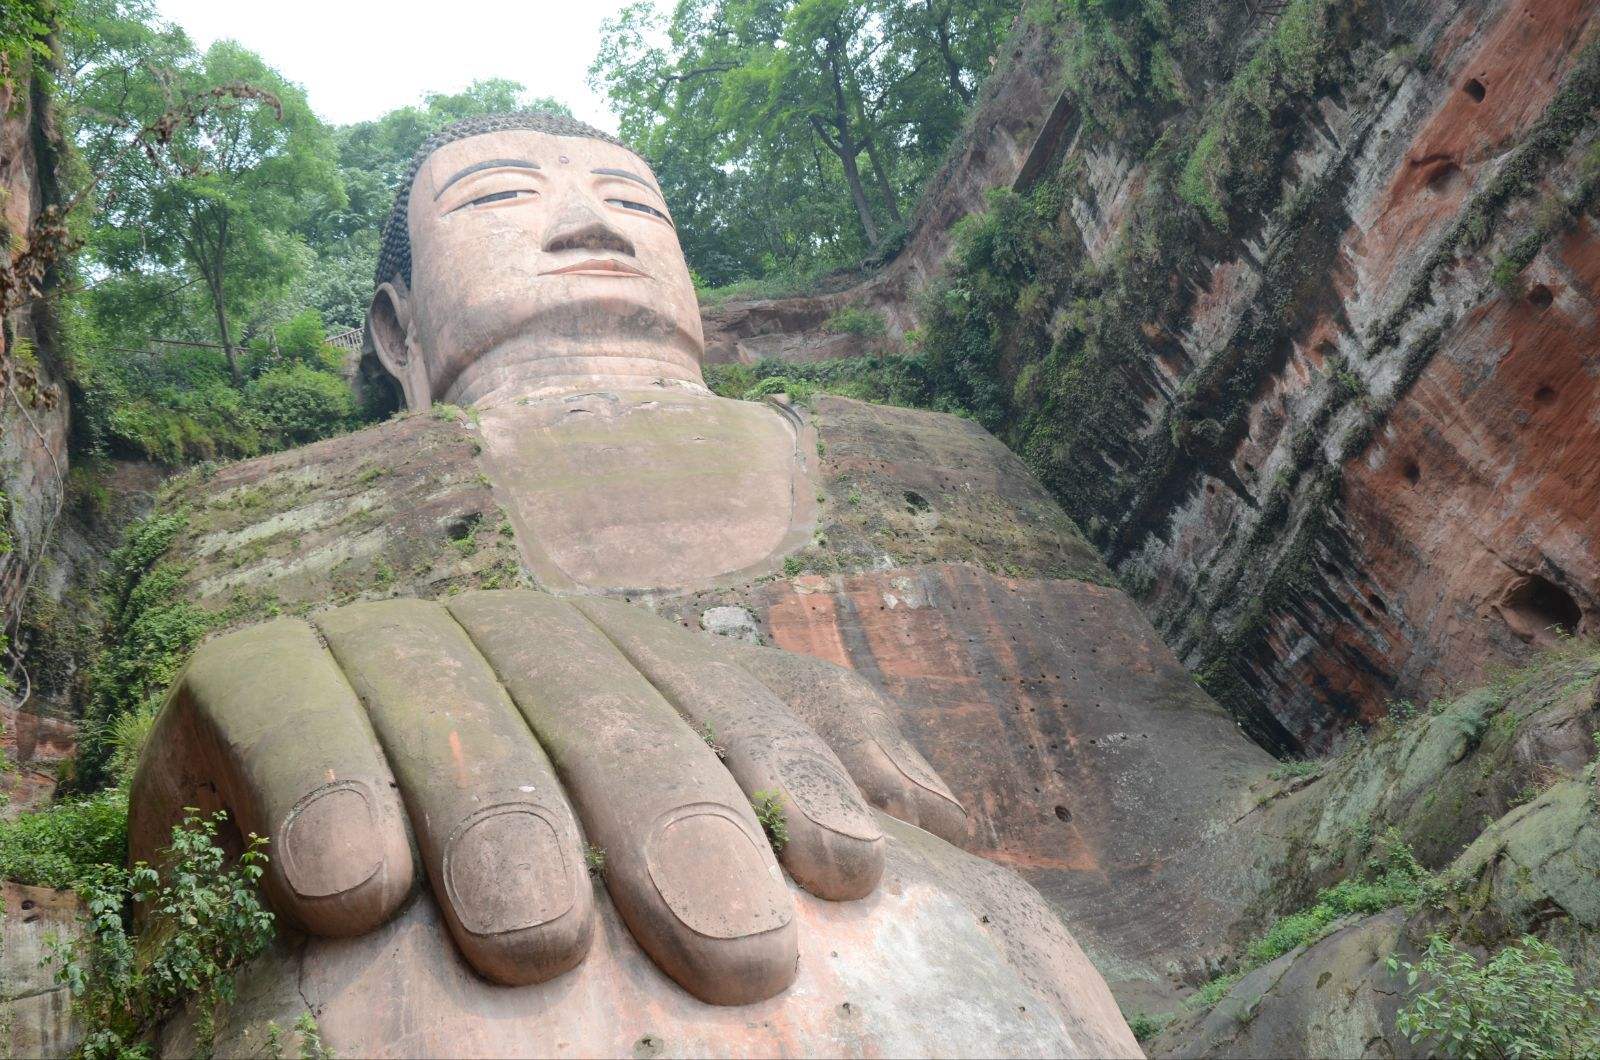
(368, 279), (430, 411)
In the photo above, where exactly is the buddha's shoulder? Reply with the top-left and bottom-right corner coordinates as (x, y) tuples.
(160, 410), (518, 621)
(797, 394), (1112, 584)
(151, 391), (1111, 627)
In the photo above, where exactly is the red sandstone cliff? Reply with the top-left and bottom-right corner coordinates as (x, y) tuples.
(701, 0), (1600, 755)
(0, 52), (73, 815)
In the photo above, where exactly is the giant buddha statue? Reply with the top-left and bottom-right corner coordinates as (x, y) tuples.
(127, 113), (1148, 1058)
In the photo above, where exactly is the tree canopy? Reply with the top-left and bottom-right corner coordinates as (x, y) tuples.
(592, 0), (1012, 287)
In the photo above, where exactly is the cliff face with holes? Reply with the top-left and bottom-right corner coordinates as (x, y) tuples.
(1105, 0), (1600, 753)
(707, 0), (1600, 755)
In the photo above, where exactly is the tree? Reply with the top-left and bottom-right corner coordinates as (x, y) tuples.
(66, 6), (342, 382)
(592, 0), (1012, 287)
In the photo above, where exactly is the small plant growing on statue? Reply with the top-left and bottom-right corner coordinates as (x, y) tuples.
(264, 1013), (332, 1060)
(48, 809), (276, 1059)
(700, 722), (728, 760)
(1388, 934), (1600, 1059)
(752, 790), (789, 852)
(584, 843), (607, 878)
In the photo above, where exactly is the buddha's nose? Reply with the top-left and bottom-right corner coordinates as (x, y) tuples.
(543, 198), (635, 257)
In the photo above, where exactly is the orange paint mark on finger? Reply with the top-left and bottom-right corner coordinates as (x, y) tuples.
(449, 729), (468, 785)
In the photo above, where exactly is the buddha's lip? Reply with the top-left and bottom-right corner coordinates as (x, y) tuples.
(540, 257), (646, 277)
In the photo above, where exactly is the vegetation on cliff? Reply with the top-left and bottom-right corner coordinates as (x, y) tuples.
(1154, 639), (1600, 1056)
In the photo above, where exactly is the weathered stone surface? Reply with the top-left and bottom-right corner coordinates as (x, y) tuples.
(150, 390), (1236, 1014)
(0, 882), (82, 1059)
(162, 394), (1106, 620)
(477, 391), (817, 592)
(698, 0), (1600, 763)
(1236, 649), (1600, 917)
(1048, 0), (1600, 753)
(0, 58), (70, 637)
(1153, 645), (1600, 1058)
(1151, 909), (1422, 1060)
(700, 604), (762, 643)
(0, 50), (77, 822)
(172, 814), (1138, 1060)
(671, 563), (1274, 999)
(779, 394), (1110, 584)
(0, 704), (74, 817)
(168, 411), (523, 620)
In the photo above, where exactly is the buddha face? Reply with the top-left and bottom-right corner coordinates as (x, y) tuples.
(368, 130), (705, 408)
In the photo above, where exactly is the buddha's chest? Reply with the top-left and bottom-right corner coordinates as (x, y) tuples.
(476, 391), (817, 593)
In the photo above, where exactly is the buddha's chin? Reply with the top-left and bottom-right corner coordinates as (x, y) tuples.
(443, 344), (707, 409)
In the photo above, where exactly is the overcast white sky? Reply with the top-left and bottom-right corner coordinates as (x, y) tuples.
(151, 0), (657, 131)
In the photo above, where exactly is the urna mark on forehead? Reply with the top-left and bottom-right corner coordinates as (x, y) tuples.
(416, 129), (664, 203)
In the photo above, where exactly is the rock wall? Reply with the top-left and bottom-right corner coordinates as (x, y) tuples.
(0, 881), (82, 1058)
(1135, 0), (1600, 752)
(1151, 642), (1600, 1057)
(0, 52), (73, 809)
(697, 0), (1600, 757)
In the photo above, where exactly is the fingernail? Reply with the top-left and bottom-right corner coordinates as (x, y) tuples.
(444, 805), (574, 935)
(775, 751), (881, 841)
(647, 808), (791, 938)
(868, 711), (964, 810)
(281, 782), (384, 897)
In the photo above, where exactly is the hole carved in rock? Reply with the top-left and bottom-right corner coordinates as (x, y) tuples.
(1498, 574), (1582, 645)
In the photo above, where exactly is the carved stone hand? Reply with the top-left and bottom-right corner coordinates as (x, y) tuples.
(128, 590), (964, 1005)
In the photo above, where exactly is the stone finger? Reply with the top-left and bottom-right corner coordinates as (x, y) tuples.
(315, 598), (594, 987)
(728, 642), (969, 846)
(128, 619), (415, 937)
(447, 589), (798, 1006)
(575, 597), (884, 902)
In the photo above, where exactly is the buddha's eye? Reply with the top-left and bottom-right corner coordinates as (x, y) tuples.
(448, 189), (537, 214)
(472, 190), (531, 206)
(607, 198), (671, 224)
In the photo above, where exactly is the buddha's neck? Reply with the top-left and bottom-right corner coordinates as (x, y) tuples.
(436, 340), (707, 409)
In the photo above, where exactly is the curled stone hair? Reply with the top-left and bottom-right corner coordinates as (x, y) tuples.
(373, 111), (634, 290)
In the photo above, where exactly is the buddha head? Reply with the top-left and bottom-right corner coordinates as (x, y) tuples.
(364, 112), (705, 410)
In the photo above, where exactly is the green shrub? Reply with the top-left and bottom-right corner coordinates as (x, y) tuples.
(1190, 971), (1243, 1009)
(1389, 935), (1600, 1059)
(50, 810), (276, 1059)
(703, 354), (937, 411)
(104, 386), (264, 466)
(1244, 831), (1434, 967)
(1125, 1012), (1169, 1042)
(1268, 759), (1322, 781)
(1191, 831), (1435, 1007)
(76, 512), (205, 788)
(824, 306), (887, 338)
(246, 364), (357, 448)
(69, 309), (364, 466)
(0, 788), (129, 889)
(243, 309), (343, 376)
